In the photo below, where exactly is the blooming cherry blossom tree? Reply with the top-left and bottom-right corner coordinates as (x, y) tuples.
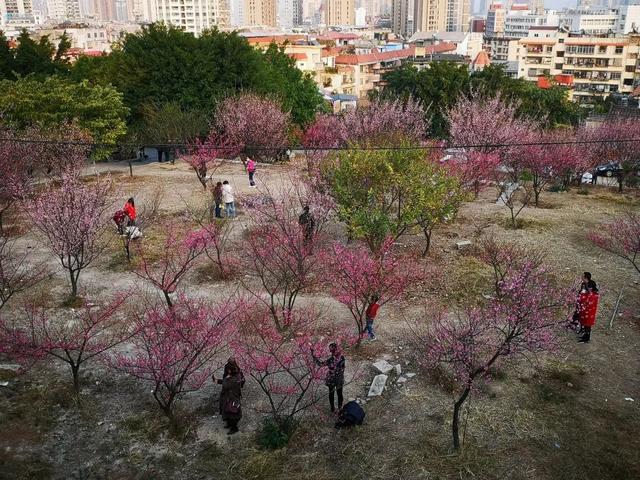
(589, 212), (640, 275)
(215, 93), (290, 163)
(411, 246), (571, 450)
(183, 132), (240, 190)
(233, 305), (356, 430)
(113, 296), (238, 425)
(327, 237), (419, 343)
(0, 293), (132, 395)
(240, 186), (328, 330)
(135, 226), (211, 307)
(28, 172), (112, 298)
(0, 235), (49, 310)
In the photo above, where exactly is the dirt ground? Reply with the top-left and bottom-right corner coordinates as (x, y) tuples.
(1, 159), (639, 480)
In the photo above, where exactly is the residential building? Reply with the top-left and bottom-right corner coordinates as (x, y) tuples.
(618, 5), (640, 33)
(504, 5), (559, 38)
(243, 0), (276, 26)
(486, 2), (505, 36)
(559, 5), (640, 35)
(409, 30), (483, 59)
(516, 27), (640, 103)
(46, 0), (81, 19)
(392, 0), (411, 37)
(1, 0), (36, 27)
(156, 0), (230, 33)
(445, 0), (470, 32)
(486, 35), (519, 63)
(325, 0), (355, 25)
(413, 0), (447, 33)
(277, 0), (302, 28)
(335, 46), (416, 97)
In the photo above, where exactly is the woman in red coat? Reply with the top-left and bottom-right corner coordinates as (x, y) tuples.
(577, 273), (599, 343)
(123, 198), (136, 226)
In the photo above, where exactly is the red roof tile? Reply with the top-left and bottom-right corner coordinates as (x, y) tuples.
(473, 50), (491, 67)
(335, 47), (416, 65)
(288, 53), (308, 61)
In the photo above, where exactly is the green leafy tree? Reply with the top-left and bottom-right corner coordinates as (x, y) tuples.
(72, 24), (322, 127)
(330, 145), (433, 251)
(0, 77), (128, 159)
(407, 161), (468, 256)
(259, 44), (324, 125)
(0, 30), (15, 80)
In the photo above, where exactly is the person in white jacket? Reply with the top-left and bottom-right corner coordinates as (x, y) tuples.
(222, 181), (235, 218)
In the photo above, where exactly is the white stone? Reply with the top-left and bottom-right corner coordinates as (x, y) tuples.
(394, 364), (402, 376)
(372, 360), (394, 374)
(405, 373), (416, 379)
(456, 240), (472, 250)
(397, 376), (407, 384)
(368, 374), (388, 397)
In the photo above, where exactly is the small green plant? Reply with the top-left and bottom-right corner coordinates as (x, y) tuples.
(548, 183), (567, 193)
(258, 417), (298, 449)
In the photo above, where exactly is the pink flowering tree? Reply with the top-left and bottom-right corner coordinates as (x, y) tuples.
(444, 151), (501, 198)
(326, 237), (419, 344)
(554, 127), (592, 190)
(589, 212), (640, 275)
(240, 186), (329, 331)
(112, 295), (239, 426)
(0, 235), (49, 310)
(0, 293), (132, 396)
(215, 93), (290, 163)
(28, 172), (112, 298)
(0, 130), (33, 233)
(233, 305), (356, 432)
(411, 253), (572, 450)
(135, 226), (211, 307)
(447, 94), (539, 210)
(343, 97), (429, 147)
(183, 132), (241, 190)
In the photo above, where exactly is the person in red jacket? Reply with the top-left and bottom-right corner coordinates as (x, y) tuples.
(123, 198), (136, 227)
(364, 294), (380, 340)
(577, 273), (599, 343)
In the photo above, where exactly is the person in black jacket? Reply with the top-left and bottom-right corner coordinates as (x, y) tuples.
(312, 343), (345, 413)
(213, 358), (245, 434)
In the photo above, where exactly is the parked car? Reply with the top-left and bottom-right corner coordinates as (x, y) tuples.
(595, 162), (621, 177)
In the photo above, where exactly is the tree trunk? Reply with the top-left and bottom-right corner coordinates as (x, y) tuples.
(164, 291), (173, 308)
(128, 159), (133, 177)
(69, 268), (78, 298)
(421, 228), (432, 257)
(452, 386), (471, 451)
(71, 363), (80, 397)
(534, 188), (540, 207)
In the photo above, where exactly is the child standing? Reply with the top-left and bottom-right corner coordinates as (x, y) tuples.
(364, 294), (380, 340)
(246, 157), (256, 187)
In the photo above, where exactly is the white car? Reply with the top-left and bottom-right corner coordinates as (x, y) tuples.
(581, 172), (593, 184)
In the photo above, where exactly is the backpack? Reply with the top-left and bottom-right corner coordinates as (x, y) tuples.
(335, 401), (365, 429)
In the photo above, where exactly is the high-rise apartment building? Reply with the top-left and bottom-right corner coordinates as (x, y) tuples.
(392, 0), (411, 36)
(156, 0), (229, 34)
(47, 0), (81, 18)
(1, 0), (35, 26)
(278, 0), (303, 28)
(244, 0), (276, 26)
(413, 0), (446, 33)
(325, 0), (355, 25)
(445, 0), (470, 31)
(485, 2), (505, 36)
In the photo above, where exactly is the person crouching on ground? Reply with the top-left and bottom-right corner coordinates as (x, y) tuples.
(577, 273), (599, 343)
(213, 358), (245, 434)
(123, 197), (136, 227)
(312, 342), (346, 413)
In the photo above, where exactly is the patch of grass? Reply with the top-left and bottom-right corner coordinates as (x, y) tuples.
(119, 411), (167, 442)
(61, 295), (85, 308)
(239, 449), (286, 480)
(500, 216), (554, 232)
(444, 255), (493, 306)
(192, 440), (224, 475)
(577, 187), (590, 195)
(0, 451), (53, 480)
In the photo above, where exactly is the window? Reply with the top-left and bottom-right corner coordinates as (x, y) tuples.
(555, 63), (563, 69)
(559, 38), (564, 43)
(556, 51), (564, 57)
(546, 46), (553, 53)
(626, 65), (635, 72)
(615, 46), (623, 54)
(623, 78), (633, 85)
(611, 72), (621, 80)
(598, 46), (606, 54)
